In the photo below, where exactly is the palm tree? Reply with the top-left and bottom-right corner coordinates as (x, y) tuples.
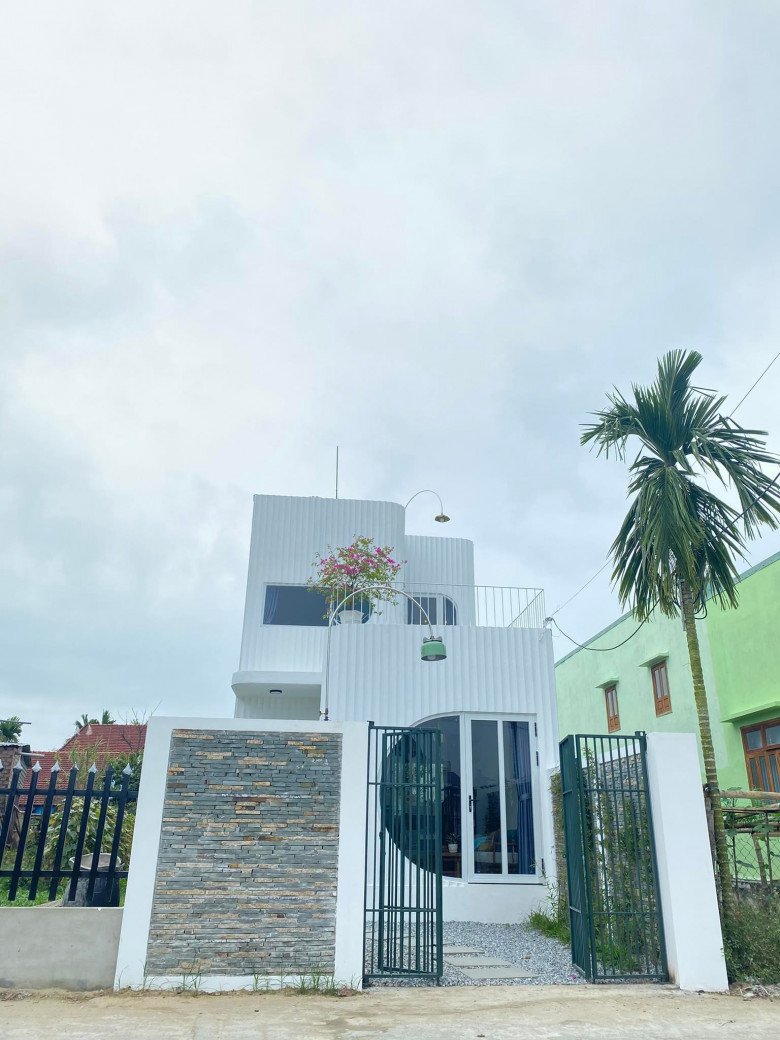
(74, 710), (116, 732)
(0, 716), (23, 742)
(582, 349), (780, 924)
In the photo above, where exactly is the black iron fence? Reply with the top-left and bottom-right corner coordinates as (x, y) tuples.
(0, 761), (137, 905)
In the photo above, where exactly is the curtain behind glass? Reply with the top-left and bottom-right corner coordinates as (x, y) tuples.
(263, 586), (280, 624)
(503, 721), (535, 875)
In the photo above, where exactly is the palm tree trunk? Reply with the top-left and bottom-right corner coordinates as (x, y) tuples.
(679, 581), (736, 924)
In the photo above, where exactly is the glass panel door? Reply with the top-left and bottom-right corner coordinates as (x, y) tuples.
(466, 716), (536, 880)
(469, 720), (504, 874)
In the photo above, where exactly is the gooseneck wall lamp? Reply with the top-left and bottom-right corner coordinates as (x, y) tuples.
(321, 583), (447, 721)
(403, 490), (450, 524)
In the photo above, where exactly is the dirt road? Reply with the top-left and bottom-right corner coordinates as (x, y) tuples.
(2, 984), (778, 1039)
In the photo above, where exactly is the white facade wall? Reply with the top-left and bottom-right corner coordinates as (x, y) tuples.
(238, 495), (406, 672)
(231, 493), (557, 923)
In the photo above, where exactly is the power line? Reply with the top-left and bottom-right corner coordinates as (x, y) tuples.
(550, 615), (648, 652)
(729, 467), (780, 526)
(731, 349), (780, 415)
(550, 559), (611, 618)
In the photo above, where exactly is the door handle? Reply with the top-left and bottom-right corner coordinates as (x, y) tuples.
(468, 794), (473, 813)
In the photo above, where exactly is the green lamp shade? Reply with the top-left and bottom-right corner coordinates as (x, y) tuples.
(421, 636), (447, 662)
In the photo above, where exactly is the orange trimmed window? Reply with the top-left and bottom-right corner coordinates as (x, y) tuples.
(651, 660), (672, 716)
(742, 719), (780, 793)
(604, 684), (620, 733)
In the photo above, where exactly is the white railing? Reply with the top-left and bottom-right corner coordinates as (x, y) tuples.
(265, 582), (546, 630)
(393, 583), (546, 630)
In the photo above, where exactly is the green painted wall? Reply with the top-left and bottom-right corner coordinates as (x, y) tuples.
(706, 552), (780, 725)
(554, 551), (780, 790)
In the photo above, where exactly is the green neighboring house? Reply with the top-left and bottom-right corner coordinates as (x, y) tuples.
(555, 550), (780, 793)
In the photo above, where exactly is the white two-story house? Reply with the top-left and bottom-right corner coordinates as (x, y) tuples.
(231, 493), (558, 922)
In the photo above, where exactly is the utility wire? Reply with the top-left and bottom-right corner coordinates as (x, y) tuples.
(549, 615), (648, 652)
(550, 559), (611, 618)
(731, 349), (780, 415)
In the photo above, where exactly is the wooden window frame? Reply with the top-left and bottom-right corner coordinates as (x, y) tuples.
(741, 718), (780, 793)
(651, 660), (672, 716)
(604, 684), (620, 733)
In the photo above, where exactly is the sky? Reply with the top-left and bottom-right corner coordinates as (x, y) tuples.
(2, 3), (780, 752)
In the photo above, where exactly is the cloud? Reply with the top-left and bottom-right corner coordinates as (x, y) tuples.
(2, 2), (780, 746)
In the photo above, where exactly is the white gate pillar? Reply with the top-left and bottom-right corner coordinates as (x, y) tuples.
(645, 732), (728, 992)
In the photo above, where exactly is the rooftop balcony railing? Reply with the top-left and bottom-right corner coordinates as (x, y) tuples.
(387, 583), (546, 630)
(262, 582), (546, 630)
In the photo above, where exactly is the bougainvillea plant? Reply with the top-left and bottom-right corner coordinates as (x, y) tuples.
(308, 535), (404, 617)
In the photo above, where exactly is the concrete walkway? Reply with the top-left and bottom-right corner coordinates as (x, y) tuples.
(2, 985), (778, 1039)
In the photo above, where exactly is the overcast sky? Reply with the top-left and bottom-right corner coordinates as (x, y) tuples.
(3, 3), (780, 752)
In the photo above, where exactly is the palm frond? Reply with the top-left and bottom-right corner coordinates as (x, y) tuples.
(585, 349), (780, 618)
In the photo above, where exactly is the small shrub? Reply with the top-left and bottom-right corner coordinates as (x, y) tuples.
(528, 909), (570, 944)
(723, 891), (780, 984)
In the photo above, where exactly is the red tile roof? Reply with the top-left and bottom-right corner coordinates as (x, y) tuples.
(25, 725), (146, 800)
(57, 724), (146, 765)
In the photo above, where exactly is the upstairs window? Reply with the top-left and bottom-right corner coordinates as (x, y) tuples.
(604, 685), (620, 733)
(407, 594), (457, 626)
(742, 719), (780, 792)
(651, 660), (672, 716)
(263, 585), (328, 626)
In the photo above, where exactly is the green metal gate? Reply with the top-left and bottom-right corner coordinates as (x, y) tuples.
(363, 724), (443, 984)
(559, 733), (667, 982)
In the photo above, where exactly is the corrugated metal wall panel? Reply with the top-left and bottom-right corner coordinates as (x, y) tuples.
(238, 495), (406, 669)
(325, 625), (559, 768)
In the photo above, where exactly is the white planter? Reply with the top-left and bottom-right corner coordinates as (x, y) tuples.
(337, 609), (364, 625)
(448, 844), (458, 854)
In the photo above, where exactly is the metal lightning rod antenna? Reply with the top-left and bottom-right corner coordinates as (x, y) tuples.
(335, 445), (339, 499)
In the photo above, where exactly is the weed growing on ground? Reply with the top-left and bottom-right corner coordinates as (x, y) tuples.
(723, 890), (780, 984)
(527, 871), (570, 945)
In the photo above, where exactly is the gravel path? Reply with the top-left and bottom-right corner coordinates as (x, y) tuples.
(370, 921), (585, 987)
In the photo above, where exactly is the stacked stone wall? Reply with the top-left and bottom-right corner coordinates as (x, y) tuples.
(145, 729), (342, 975)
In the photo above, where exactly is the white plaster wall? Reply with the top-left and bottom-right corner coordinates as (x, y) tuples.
(646, 733), (728, 992)
(234, 693), (320, 720)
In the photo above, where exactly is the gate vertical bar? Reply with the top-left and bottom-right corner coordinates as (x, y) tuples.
(363, 725), (443, 983)
(560, 732), (668, 983)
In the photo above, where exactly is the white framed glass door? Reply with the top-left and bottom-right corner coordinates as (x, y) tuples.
(463, 715), (538, 882)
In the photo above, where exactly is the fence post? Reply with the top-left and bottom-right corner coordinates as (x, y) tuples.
(645, 733), (728, 991)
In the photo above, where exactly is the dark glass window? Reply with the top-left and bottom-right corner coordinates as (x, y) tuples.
(408, 715), (462, 878)
(407, 595), (457, 626)
(742, 718), (780, 793)
(745, 729), (764, 751)
(263, 585), (328, 626)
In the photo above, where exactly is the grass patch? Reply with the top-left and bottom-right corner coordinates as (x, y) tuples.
(528, 908), (570, 945)
(724, 891), (780, 984)
(0, 878), (62, 906)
